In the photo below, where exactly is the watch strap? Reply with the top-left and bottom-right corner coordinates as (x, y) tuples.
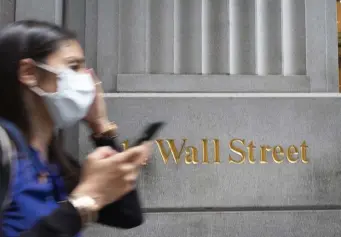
(65, 195), (99, 226)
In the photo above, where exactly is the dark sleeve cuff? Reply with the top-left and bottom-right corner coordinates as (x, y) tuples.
(91, 135), (123, 152)
(97, 190), (144, 229)
(20, 202), (82, 237)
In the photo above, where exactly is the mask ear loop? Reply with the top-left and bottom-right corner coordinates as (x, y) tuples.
(28, 62), (59, 96)
(35, 62), (59, 75)
(29, 86), (49, 96)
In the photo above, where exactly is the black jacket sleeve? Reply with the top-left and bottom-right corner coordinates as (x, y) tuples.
(19, 202), (82, 237)
(91, 135), (144, 228)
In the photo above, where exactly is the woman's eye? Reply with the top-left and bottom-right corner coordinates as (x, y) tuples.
(69, 65), (79, 71)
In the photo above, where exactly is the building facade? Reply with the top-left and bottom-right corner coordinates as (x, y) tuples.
(2, 0), (341, 236)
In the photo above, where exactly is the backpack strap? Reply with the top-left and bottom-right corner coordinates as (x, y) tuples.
(0, 125), (13, 211)
(0, 119), (29, 156)
(0, 119), (29, 210)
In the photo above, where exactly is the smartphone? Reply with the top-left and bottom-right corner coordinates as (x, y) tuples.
(131, 122), (165, 146)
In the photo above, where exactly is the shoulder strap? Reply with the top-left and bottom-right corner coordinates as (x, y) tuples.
(0, 119), (28, 156)
(0, 125), (13, 211)
(0, 119), (29, 211)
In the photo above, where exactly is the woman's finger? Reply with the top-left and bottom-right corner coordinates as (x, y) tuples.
(111, 145), (150, 164)
(88, 68), (104, 94)
(88, 146), (116, 160)
(124, 171), (139, 182)
(118, 163), (136, 175)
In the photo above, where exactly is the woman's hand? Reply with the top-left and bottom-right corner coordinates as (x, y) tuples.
(83, 69), (110, 134)
(71, 143), (151, 210)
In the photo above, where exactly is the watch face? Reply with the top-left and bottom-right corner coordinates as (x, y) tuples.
(78, 196), (96, 206)
(71, 196), (98, 212)
(70, 196), (99, 223)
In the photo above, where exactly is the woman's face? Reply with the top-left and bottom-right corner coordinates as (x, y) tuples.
(36, 39), (86, 93)
(19, 39), (86, 93)
(18, 39), (89, 127)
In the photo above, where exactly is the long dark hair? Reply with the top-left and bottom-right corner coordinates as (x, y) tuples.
(0, 20), (80, 192)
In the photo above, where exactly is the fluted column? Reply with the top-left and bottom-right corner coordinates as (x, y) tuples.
(229, 0), (256, 74)
(281, 0), (306, 75)
(255, 0), (282, 75)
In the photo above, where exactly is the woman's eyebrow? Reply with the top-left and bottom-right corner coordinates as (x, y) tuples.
(64, 56), (85, 64)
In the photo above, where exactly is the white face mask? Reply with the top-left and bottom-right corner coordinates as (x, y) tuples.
(30, 64), (96, 129)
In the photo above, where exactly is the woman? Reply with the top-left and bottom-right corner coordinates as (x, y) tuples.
(0, 20), (150, 236)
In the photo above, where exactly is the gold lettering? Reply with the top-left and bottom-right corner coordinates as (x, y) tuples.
(229, 139), (246, 164)
(287, 145), (299, 163)
(201, 139), (220, 164)
(152, 138), (308, 165)
(247, 141), (256, 164)
(185, 146), (198, 164)
(201, 139), (209, 164)
(155, 139), (186, 164)
(300, 141), (308, 164)
(272, 145), (284, 164)
(213, 139), (220, 164)
(260, 145), (271, 164)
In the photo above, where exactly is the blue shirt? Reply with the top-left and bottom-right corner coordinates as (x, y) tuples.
(2, 146), (73, 237)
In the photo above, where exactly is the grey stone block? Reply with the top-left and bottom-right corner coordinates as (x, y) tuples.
(15, 0), (62, 24)
(116, 75), (310, 92)
(79, 96), (341, 208)
(84, 210), (341, 237)
(0, 0), (15, 29)
(306, 0), (338, 92)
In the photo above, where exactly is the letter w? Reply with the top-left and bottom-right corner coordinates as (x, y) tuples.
(155, 139), (186, 164)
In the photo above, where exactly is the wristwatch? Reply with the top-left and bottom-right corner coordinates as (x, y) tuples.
(67, 195), (99, 225)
